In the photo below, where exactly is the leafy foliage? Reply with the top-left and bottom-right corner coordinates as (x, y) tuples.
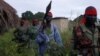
(0, 28), (72, 56)
(22, 11), (34, 20)
(0, 29), (36, 56)
(34, 12), (45, 20)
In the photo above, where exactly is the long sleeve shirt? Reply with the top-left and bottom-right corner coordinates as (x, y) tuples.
(36, 24), (63, 46)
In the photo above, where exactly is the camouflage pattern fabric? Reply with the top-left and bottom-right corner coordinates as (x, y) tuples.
(72, 24), (99, 56)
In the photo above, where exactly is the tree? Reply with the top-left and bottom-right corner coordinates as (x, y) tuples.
(22, 11), (34, 20)
(34, 12), (45, 20)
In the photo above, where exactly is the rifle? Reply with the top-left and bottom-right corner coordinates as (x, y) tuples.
(40, 1), (52, 32)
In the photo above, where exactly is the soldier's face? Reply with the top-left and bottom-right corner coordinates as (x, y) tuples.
(85, 15), (97, 24)
(33, 19), (38, 26)
(46, 16), (52, 24)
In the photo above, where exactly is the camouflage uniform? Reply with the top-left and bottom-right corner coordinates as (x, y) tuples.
(13, 24), (29, 43)
(26, 25), (39, 56)
(72, 24), (99, 56)
(13, 24), (30, 53)
(72, 6), (99, 56)
(96, 21), (100, 56)
(98, 32), (100, 56)
(80, 24), (98, 56)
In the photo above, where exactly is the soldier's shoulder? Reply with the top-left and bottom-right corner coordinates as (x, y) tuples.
(73, 24), (86, 32)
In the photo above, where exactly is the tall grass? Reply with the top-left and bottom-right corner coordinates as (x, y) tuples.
(0, 29), (35, 56)
(0, 29), (72, 56)
(61, 29), (72, 56)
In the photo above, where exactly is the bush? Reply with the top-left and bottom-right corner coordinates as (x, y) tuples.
(0, 29), (73, 56)
(0, 29), (35, 56)
(61, 29), (73, 56)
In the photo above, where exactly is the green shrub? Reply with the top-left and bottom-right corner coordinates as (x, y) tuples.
(0, 29), (73, 56)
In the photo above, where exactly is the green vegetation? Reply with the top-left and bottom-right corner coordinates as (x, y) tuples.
(0, 29), (35, 56)
(61, 29), (72, 56)
(34, 12), (45, 20)
(0, 29), (72, 56)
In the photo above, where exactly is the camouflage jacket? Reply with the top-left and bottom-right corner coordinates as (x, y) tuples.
(73, 24), (98, 48)
(13, 26), (29, 43)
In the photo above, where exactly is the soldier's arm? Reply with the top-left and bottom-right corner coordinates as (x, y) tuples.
(53, 25), (63, 47)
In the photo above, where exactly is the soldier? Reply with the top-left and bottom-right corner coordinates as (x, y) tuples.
(27, 19), (39, 47)
(26, 18), (39, 56)
(13, 11), (33, 53)
(96, 17), (100, 56)
(13, 18), (30, 53)
(35, 12), (63, 56)
(72, 6), (99, 56)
